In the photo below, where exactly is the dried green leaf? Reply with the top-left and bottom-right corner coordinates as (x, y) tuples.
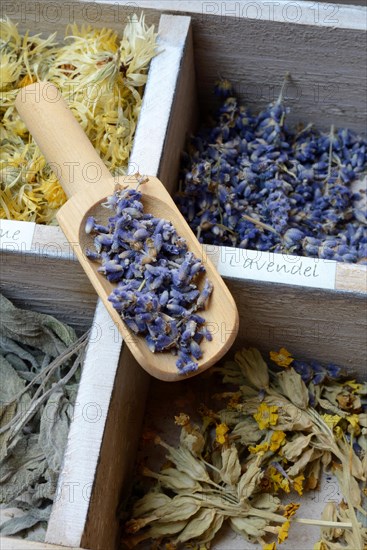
(0, 294), (76, 357)
(0, 505), (51, 536)
(286, 447), (316, 477)
(230, 516), (267, 539)
(158, 495), (201, 523)
(175, 508), (216, 543)
(195, 512), (224, 545)
(250, 493), (281, 512)
(179, 423), (205, 456)
(282, 434), (313, 461)
(156, 438), (211, 483)
(231, 419), (262, 446)
(143, 467), (202, 492)
(237, 455), (264, 501)
(235, 348), (269, 389)
(133, 492), (171, 517)
(38, 390), (72, 473)
(219, 445), (241, 486)
(277, 368), (309, 409)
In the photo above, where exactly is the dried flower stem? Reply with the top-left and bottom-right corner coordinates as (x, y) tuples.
(242, 214), (278, 234)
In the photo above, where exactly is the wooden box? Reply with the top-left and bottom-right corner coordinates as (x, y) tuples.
(1, 2), (366, 549)
(1, 7), (195, 549)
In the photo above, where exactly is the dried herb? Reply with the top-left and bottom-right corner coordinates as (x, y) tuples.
(0, 15), (158, 224)
(0, 294), (88, 541)
(124, 347), (366, 549)
(85, 182), (213, 374)
(176, 77), (367, 264)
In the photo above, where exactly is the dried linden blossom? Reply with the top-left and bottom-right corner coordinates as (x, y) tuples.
(0, 16), (158, 223)
(124, 347), (366, 550)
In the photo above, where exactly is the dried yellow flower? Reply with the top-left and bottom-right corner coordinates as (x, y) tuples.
(292, 473), (305, 496)
(270, 431), (286, 452)
(283, 502), (300, 519)
(215, 422), (229, 445)
(254, 403), (278, 430)
(249, 441), (270, 454)
(263, 543), (277, 550)
(270, 348), (293, 368)
(0, 16), (157, 224)
(277, 520), (290, 543)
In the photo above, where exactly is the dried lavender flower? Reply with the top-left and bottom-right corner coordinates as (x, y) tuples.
(176, 78), (367, 264)
(85, 186), (213, 374)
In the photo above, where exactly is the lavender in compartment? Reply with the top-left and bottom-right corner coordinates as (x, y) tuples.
(176, 79), (367, 263)
(85, 187), (213, 374)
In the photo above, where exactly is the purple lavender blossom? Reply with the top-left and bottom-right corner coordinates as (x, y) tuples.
(85, 188), (213, 375)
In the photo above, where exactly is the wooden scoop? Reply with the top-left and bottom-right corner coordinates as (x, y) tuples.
(15, 82), (239, 381)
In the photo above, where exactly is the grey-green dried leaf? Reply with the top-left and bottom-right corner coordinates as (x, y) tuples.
(180, 424), (205, 456)
(235, 348), (269, 389)
(231, 419), (262, 446)
(250, 493), (281, 512)
(0, 504), (51, 536)
(277, 368), (309, 409)
(123, 519), (188, 548)
(282, 434), (313, 461)
(0, 294), (76, 356)
(217, 409), (243, 426)
(286, 447), (316, 477)
(196, 512), (224, 545)
(133, 491), (171, 517)
(143, 467), (202, 492)
(157, 439), (210, 483)
(175, 508), (216, 543)
(0, 434), (47, 503)
(38, 389), (72, 473)
(158, 495), (200, 523)
(321, 502), (339, 541)
(230, 515), (267, 539)
(237, 455), (263, 502)
(219, 445), (241, 486)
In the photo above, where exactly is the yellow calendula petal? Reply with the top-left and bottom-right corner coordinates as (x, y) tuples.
(278, 520), (290, 543)
(0, 16), (157, 224)
(263, 543), (277, 550)
(270, 347), (294, 368)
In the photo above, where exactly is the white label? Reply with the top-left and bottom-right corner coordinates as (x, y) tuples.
(206, 246), (337, 290)
(0, 219), (36, 252)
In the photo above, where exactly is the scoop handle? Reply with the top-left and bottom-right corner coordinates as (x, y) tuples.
(15, 81), (114, 198)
